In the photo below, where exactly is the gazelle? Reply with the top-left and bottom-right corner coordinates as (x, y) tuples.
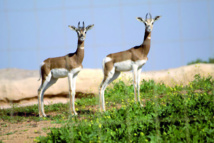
(38, 22), (94, 117)
(99, 13), (161, 111)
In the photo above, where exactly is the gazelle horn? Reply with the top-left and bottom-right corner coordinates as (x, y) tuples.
(146, 13), (149, 20)
(78, 22), (80, 28)
(149, 13), (152, 19)
(146, 13), (152, 20)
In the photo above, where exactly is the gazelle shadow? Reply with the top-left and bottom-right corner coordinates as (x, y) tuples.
(7, 112), (37, 117)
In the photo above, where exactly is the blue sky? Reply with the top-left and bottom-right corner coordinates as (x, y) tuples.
(0, 0), (213, 71)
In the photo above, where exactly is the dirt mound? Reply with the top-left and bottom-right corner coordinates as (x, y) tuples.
(0, 64), (213, 108)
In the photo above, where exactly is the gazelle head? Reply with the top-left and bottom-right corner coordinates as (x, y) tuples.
(136, 13), (161, 32)
(68, 22), (94, 41)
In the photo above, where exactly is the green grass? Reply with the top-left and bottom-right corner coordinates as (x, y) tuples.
(1, 74), (214, 142)
(5, 131), (17, 135)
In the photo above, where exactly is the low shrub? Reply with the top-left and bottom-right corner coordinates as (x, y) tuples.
(36, 74), (214, 142)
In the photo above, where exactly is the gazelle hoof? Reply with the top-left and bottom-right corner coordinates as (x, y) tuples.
(99, 108), (106, 112)
(39, 114), (47, 117)
(73, 112), (78, 116)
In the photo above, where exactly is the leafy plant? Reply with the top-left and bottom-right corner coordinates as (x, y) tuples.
(35, 74), (214, 142)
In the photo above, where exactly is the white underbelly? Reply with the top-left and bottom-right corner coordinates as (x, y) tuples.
(114, 60), (132, 71)
(114, 59), (147, 71)
(51, 67), (82, 78)
(51, 68), (68, 78)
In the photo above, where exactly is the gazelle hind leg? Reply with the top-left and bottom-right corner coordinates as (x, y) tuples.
(38, 84), (48, 117)
(99, 68), (119, 111)
(41, 78), (58, 116)
(38, 84), (43, 117)
(108, 71), (120, 85)
(38, 89), (43, 117)
(100, 77), (111, 112)
(99, 80), (105, 111)
(102, 71), (120, 111)
(38, 73), (53, 117)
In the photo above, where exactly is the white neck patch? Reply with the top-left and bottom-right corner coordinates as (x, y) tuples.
(79, 46), (84, 49)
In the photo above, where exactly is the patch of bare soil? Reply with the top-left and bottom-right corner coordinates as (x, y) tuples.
(0, 103), (125, 143)
(0, 104), (99, 143)
(0, 119), (61, 143)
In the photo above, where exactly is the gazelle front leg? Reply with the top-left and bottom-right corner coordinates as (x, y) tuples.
(132, 65), (143, 106)
(137, 68), (143, 107)
(68, 73), (78, 116)
(71, 74), (78, 115)
(132, 64), (138, 102)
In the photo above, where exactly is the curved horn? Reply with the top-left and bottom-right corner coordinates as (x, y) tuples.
(83, 21), (85, 28)
(145, 13), (149, 20)
(149, 13), (152, 19)
(78, 21), (80, 28)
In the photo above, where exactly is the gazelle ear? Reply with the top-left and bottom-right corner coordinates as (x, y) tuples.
(136, 17), (146, 23)
(68, 25), (77, 31)
(154, 16), (161, 22)
(86, 24), (94, 31)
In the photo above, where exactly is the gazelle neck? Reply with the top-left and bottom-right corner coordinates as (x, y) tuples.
(143, 30), (151, 41)
(140, 30), (151, 56)
(77, 40), (84, 50)
(75, 40), (85, 63)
